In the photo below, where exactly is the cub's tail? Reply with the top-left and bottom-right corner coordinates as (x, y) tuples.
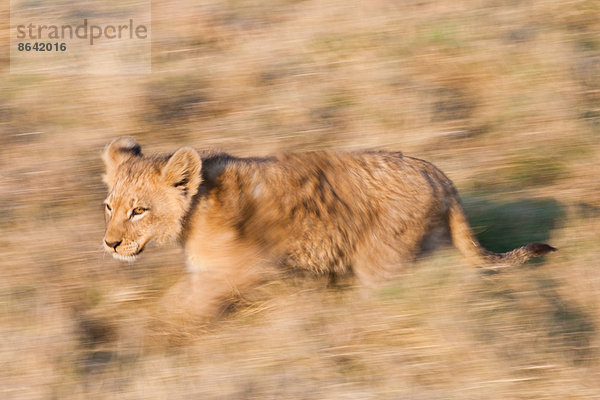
(448, 197), (557, 266)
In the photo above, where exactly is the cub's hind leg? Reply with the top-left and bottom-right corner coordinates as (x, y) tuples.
(350, 216), (448, 287)
(351, 240), (417, 288)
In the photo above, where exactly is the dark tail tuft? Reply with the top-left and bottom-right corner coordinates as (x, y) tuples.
(526, 243), (557, 256)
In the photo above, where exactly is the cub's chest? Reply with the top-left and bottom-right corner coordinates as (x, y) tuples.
(183, 208), (264, 273)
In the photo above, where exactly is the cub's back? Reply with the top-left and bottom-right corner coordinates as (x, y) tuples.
(204, 151), (455, 274)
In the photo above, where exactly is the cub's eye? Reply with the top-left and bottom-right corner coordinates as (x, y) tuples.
(131, 207), (146, 217)
(105, 203), (112, 212)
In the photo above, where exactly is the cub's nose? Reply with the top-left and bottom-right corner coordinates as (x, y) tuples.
(105, 240), (122, 250)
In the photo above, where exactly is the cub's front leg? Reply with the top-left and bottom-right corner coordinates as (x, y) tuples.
(156, 223), (275, 327)
(146, 249), (274, 348)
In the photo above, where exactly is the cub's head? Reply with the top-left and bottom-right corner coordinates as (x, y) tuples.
(101, 137), (202, 261)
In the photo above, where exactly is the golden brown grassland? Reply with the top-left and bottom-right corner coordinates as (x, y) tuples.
(1, 0), (600, 398)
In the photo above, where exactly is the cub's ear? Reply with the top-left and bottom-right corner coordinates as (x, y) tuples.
(102, 136), (142, 188)
(161, 147), (202, 198)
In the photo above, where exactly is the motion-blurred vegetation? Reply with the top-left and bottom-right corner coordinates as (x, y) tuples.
(1, 0), (600, 398)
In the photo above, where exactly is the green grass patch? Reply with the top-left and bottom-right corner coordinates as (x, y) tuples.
(462, 197), (564, 253)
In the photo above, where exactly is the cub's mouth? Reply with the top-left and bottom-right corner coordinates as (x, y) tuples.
(112, 252), (140, 262)
(104, 241), (146, 262)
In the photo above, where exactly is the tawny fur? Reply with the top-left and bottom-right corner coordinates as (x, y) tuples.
(102, 137), (556, 317)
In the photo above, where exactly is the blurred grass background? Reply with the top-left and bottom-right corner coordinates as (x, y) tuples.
(1, 0), (600, 398)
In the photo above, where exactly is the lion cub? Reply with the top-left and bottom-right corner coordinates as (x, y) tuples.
(102, 137), (555, 312)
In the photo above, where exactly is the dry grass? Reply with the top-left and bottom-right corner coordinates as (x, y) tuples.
(2, 0), (600, 398)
